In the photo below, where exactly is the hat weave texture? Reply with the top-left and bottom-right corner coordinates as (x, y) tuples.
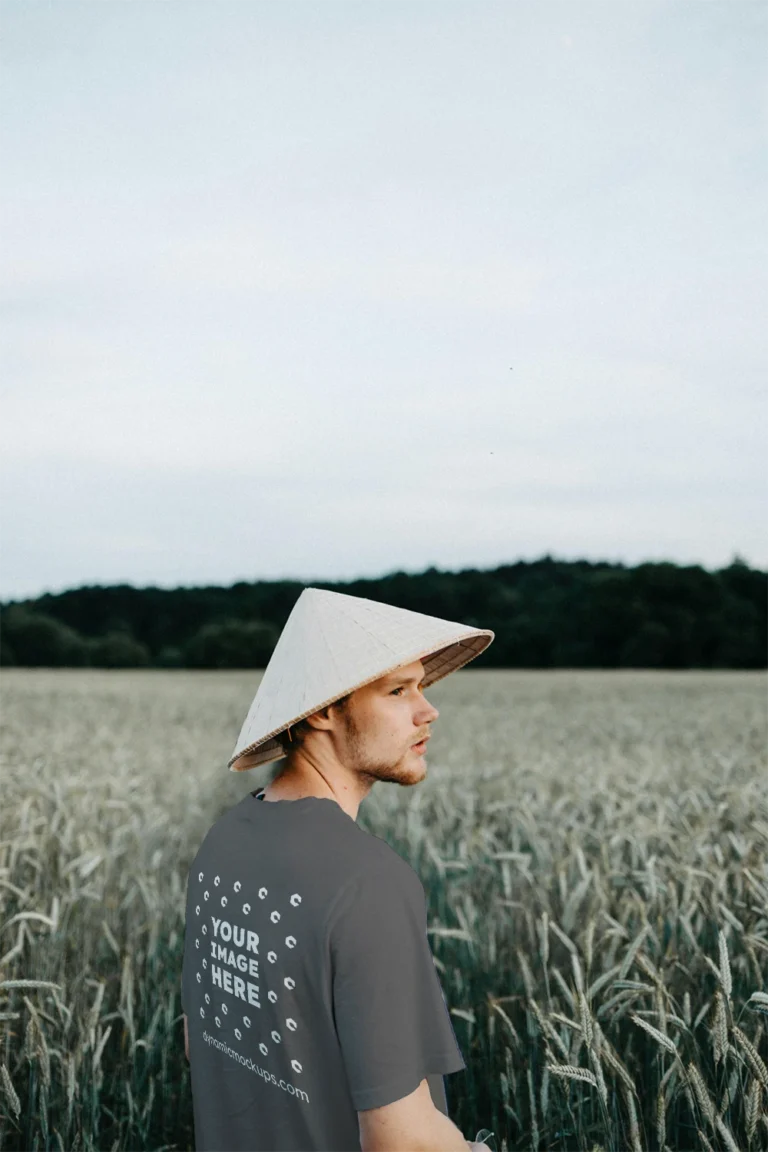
(228, 587), (494, 772)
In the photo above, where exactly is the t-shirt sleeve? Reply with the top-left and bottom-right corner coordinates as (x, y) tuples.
(330, 858), (466, 1112)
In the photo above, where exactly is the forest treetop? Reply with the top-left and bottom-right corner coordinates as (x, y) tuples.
(0, 555), (764, 670)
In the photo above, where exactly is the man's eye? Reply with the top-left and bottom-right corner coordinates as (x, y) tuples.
(391, 687), (404, 696)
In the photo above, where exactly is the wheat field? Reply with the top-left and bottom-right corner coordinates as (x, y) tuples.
(0, 667), (766, 1152)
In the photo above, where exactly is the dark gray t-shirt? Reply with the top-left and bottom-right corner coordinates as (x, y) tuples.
(181, 787), (466, 1151)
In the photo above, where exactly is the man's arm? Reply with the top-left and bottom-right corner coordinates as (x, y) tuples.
(184, 1013), (189, 1062)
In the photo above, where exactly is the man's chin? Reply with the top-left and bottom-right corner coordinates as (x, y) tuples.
(397, 757), (428, 786)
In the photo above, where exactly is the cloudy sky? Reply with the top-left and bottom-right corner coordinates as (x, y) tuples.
(1, 0), (766, 602)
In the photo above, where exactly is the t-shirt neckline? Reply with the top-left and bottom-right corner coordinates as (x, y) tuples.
(249, 787), (356, 821)
(250, 786), (336, 808)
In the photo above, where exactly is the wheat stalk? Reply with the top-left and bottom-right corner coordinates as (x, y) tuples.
(623, 1085), (642, 1152)
(528, 998), (569, 1060)
(745, 1078), (761, 1144)
(551, 966), (575, 1010)
(538, 911), (550, 968)
(584, 917), (596, 972)
(527, 1065), (539, 1149)
(601, 1043), (637, 1095)
(687, 1062), (716, 1128)
(1, 1062), (21, 1118)
(655, 985), (668, 1036)
(516, 948), (535, 1002)
(588, 963), (622, 999)
(629, 1012), (678, 1055)
(715, 1115), (740, 1152)
(540, 1062), (550, 1120)
(549, 1010), (580, 1032)
(67, 1052), (76, 1110)
(711, 991), (729, 1065)
(636, 951), (663, 988)
(588, 1048), (608, 1107)
(718, 930), (733, 1000)
(579, 991), (594, 1049)
(732, 1025), (768, 1090)
(571, 950), (584, 995)
(619, 927), (649, 980)
(549, 920), (578, 956)
(747, 991), (768, 1017)
(656, 1086), (666, 1149)
(694, 999), (713, 1030)
(546, 1064), (599, 1087)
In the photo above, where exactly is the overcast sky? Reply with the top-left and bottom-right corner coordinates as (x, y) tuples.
(1, 1), (766, 603)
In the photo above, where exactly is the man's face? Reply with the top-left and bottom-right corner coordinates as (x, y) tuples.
(332, 659), (439, 788)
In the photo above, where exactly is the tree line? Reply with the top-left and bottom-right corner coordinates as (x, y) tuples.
(0, 555), (764, 669)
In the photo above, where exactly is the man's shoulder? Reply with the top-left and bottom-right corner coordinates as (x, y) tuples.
(348, 835), (423, 906)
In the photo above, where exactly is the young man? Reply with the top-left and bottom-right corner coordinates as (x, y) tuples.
(181, 587), (494, 1151)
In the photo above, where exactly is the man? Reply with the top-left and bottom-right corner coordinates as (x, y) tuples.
(181, 587), (494, 1151)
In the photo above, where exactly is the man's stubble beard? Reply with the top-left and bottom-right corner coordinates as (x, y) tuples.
(343, 712), (414, 788)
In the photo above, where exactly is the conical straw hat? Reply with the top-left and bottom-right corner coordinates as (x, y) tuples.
(228, 587), (494, 772)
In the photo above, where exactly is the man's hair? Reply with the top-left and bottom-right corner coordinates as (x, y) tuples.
(273, 692), (353, 753)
